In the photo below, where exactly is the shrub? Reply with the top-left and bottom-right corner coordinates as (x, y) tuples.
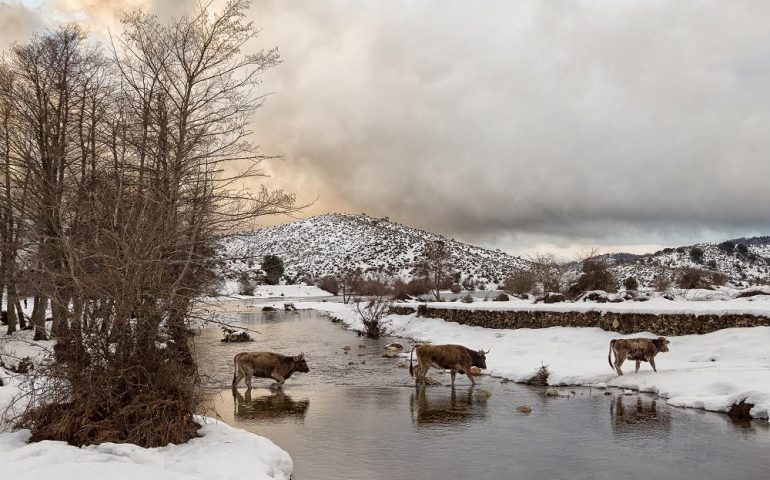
(622, 276), (639, 291)
(711, 272), (729, 286)
(653, 274), (672, 291)
(318, 275), (339, 295)
(689, 247), (704, 264)
(460, 294), (474, 303)
(707, 259), (717, 270)
(357, 278), (388, 296)
(493, 293), (510, 301)
(449, 283), (462, 294)
(677, 267), (711, 289)
(504, 270), (536, 295)
(237, 271), (254, 296)
(718, 241), (735, 254)
(261, 255), (285, 285)
(355, 296), (391, 338)
(567, 260), (618, 297)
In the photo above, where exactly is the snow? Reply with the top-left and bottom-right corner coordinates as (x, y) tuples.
(398, 295), (770, 316)
(217, 282), (334, 299)
(0, 329), (55, 371)
(0, 327), (293, 479)
(0, 417), (292, 480)
(295, 301), (770, 419)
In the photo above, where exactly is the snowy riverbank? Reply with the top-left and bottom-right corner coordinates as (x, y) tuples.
(285, 301), (770, 419)
(0, 330), (293, 480)
(0, 415), (292, 480)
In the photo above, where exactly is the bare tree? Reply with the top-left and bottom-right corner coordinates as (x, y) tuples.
(355, 295), (392, 338)
(3, 1), (301, 447)
(527, 253), (565, 294)
(413, 240), (454, 301)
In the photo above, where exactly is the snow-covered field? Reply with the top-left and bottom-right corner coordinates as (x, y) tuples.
(401, 294), (770, 316)
(217, 281), (333, 299)
(285, 301), (770, 420)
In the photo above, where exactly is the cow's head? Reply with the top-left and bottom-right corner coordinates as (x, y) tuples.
(473, 349), (489, 369)
(293, 353), (310, 372)
(653, 337), (670, 353)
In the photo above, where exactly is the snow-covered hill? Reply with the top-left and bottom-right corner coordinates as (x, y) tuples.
(223, 213), (529, 287)
(567, 238), (770, 289)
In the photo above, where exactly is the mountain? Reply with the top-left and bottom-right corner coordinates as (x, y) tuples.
(222, 213), (529, 287)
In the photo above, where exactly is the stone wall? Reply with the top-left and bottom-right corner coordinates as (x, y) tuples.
(389, 305), (770, 336)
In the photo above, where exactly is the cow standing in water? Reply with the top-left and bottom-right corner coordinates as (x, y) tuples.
(608, 337), (670, 375)
(409, 344), (488, 387)
(232, 352), (309, 390)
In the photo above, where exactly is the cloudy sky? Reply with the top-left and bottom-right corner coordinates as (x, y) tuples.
(4, 0), (770, 258)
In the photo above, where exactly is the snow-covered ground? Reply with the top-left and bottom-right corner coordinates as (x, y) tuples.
(0, 416), (292, 480)
(217, 281), (333, 299)
(400, 294), (770, 316)
(0, 327), (293, 479)
(285, 301), (770, 419)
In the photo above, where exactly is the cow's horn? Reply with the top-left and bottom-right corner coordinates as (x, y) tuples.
(483, 349), (490, 354)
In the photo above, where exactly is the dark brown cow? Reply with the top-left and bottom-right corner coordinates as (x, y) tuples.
(232, 351), (309, 389)
(409, 344), (488, 386)
(608, 337), (670, 376)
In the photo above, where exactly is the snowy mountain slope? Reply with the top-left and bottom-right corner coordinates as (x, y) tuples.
(567, 239), (770, 289)
(222, 213), (529, 286)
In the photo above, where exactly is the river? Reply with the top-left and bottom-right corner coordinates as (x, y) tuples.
(197, 305), (770, 480)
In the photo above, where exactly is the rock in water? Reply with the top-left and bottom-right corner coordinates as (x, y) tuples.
(516, 405), (532, 414)
(221, 331), (253, 343)
(623, 389), (634, 396)
(476, 388), (492, 400)
(470, 366), (483, 375)
(545, 387), (560, 397)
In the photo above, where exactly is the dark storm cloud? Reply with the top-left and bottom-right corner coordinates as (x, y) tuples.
(5, 1), (770, 253)
(247, 0), (770, 252)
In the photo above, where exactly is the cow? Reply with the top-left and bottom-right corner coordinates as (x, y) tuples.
(232, 351), (309, 390)
(409, 344), (488, 387)
(608, 337), (670, 376)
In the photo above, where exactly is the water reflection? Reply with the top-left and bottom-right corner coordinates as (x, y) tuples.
(409, 387), (488, 425)
(232, 388), (310, 423)
(610, 395), (671, 437)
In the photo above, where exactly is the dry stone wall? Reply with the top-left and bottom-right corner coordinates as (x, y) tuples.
(389, 305), (770, 336)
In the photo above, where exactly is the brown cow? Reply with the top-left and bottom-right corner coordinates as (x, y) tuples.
(232, 351), (309, 389)
(608, 337), (670, 376)
(409, 344), (488, 387)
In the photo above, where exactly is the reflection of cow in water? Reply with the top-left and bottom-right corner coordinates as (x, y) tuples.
(409, 387), (487, 425)
(232, 388), (310, 422)
(610, 395), (671, 437)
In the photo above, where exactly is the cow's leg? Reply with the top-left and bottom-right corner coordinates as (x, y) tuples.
(232, 366), (245, 388)
(270, 372), (286, 389)
(244, 372), (253, 390)
(413, 365), (421, 387)
(466, 369), (476, 386)
(635, 360), (641, 373)
(649, 357), (657, 372)
(615, 352), (626, 376)
(450, 370), (456, 386)
(418, 358), (430, 388)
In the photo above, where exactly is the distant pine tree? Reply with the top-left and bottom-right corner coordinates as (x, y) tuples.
(262, 255), (285, 285)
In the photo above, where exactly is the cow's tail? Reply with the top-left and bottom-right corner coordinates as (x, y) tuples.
(409, 345), (417, 377)
(608, 339), (615, 370)
(232, 354), (240, 386)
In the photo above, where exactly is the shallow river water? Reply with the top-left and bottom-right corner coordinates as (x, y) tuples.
(197, 306), (770, 480)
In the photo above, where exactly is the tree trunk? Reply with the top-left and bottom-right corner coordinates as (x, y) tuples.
(15, 299), (26, 329)
(5, 284), (17, 335)
(32, 295), (48, 340)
